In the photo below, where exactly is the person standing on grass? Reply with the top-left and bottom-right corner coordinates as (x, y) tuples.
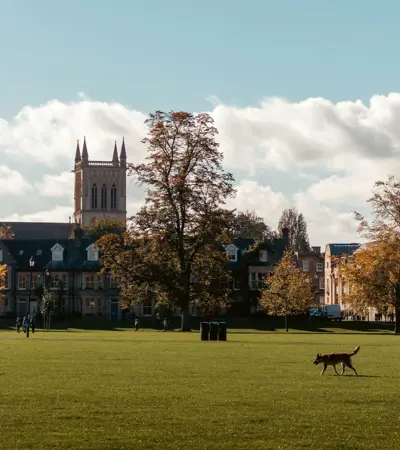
(163, 317), (168, 332)
(134, 317), (139, 332)
(156, 312), (161, 329)
(22, 316), (28, 333)
(16, 317), (21, 333)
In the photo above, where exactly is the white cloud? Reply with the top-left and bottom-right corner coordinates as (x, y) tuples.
(0, 165), (32, 196)
(2, 93), (400, 247)
(34, 171), (73, 197)
(226, 180), (289, 228)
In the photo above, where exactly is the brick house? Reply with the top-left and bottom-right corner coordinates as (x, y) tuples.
(294, 246), (325, 308)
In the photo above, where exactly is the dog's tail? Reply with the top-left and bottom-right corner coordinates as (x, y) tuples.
(351, 346), (360, 356)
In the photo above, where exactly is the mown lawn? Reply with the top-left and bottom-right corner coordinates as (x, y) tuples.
(0, 328), (399, 449)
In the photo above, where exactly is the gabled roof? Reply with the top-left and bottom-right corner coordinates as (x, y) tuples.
(328, 243), (361, 256)
(0, 222), (73, 240)
(0, 238), (99, 271)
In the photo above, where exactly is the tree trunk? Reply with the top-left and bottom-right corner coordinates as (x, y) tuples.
(285, 314), (289, 333)
(180, 306), (191, 332)
(395, 305), (400, 334)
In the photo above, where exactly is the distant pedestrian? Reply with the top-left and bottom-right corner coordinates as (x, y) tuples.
(163, 317), (168, 332)
(30, 315), (36, 334)
(22, 316), (29, 333)
(16, 317), (21, 333)
(156, 312), (161, 329)
(134, 318), (139, 332)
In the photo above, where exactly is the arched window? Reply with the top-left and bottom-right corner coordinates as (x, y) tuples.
(111, 183), (117, 210)
(91, 184), (97, 209)
(101, 184), (107, 210)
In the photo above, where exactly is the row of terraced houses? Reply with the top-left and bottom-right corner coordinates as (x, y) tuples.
(0, 139), (368, 320)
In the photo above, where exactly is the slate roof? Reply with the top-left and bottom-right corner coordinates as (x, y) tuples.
(0, 238), (98, 271)
(228, 237), (286, 269)
(0, 222), (73, 240)
(328, 243), (361, 256)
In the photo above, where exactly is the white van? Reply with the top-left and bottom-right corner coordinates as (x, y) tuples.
(322, 304), (342, 321)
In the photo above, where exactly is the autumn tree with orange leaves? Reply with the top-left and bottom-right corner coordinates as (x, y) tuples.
(260, 250), (313, 332)
(0, 224), (14, 239)
(97, 111), (236, 330)
(0, 265), (7, 305)
(336, 176), (400, 333)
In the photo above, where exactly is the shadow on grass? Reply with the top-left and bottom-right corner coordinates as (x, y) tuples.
(0, 315), (396, 335)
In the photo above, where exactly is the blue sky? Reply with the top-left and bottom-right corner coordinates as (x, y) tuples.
(1, 0), (400, 118)
(1, 0), (400, 246)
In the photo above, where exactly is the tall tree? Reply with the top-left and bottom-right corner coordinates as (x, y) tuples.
(278, 208), (310, 251)
(0, 224), (14, 239)
(233, 210), (277, 241)
(260, 250), (313, 332)
(97, 111), (236, 330)
(0, 265), (7, 305)
(336, 175), (400, 333)
(83, 217), (126, 241)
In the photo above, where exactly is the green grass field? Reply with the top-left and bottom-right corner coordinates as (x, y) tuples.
(1, 327), (399, 449)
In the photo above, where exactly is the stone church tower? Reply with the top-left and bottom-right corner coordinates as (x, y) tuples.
(73, 137), (127, 226)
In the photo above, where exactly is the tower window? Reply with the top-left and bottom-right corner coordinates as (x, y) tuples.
(101, 184), (107, 210)
(111, 184), (117, 210)
(91, 184), (98, 209)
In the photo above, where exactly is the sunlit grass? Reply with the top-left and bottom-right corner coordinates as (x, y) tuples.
(0, 328), (398, 449)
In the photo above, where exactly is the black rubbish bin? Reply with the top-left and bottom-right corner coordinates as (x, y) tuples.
(209, 322), (218, 341)
(218, 322), (227, 341)
(200, 322), (210, 341)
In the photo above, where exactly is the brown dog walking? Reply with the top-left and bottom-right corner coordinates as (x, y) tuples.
(313, 346), (360, 376)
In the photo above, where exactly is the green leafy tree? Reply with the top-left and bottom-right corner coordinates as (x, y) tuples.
(260, 250), (313, 332)
(84, 217), (126, 241)
(233, 210), (277, 241)
(278, 208), (311, 252)
(40, 289), (56, 330)
(97, 110), (236, 331)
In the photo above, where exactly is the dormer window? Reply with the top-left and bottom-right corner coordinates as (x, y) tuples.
(259, 250), (268, 262)
(86, 243), (99, 262)
(51, 243), (64, 262)
(225, 244), (238, 262)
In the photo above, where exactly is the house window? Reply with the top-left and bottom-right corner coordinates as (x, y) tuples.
(84, 273), (101, 289)
(18, 274), (27, 290)
(101, 184), (107, 209)
(0, 249), (3, 262)
(302, 260), (310, 272)
(91, 184), (98, 209)
(98, 298), (103, 314)
(250, 272), (267, 289)
(111, 184), (117, 210)
(190, 303), (197, 316)
(233, 278), (240, 290)
(51, 244), (64, 262)
(31, 274), (39, 290)
(316, 263), (323, 272)
(87, 245), (99, 261)
(109, 276), (118, 289)
(319, 277), (324, 290)
(36, 249), (42, 256)
(226, 247), (237, 261)
(85, 298), (97, 314)
(49, 274), (68, 290)
(143, 299), (153, 316)
(259, 250), (268, 262)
